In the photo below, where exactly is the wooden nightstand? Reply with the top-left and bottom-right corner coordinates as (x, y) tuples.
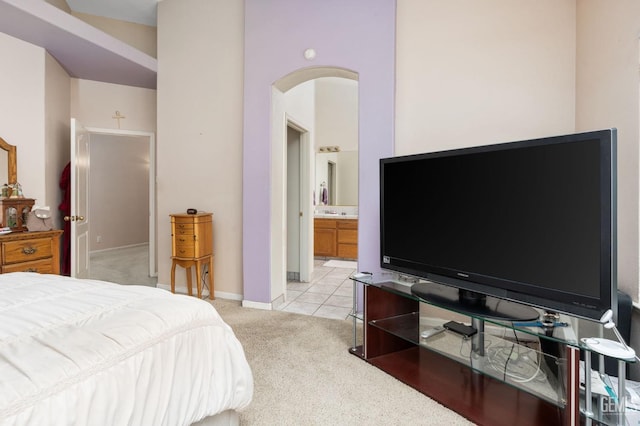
(170, 213), (214, 299)
(0, 230), (63, 274)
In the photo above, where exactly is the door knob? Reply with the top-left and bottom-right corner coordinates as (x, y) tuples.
(63, 215), (85, 222)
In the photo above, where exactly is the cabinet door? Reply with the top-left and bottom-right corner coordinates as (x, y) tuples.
(337, 219), (358, 259)
(337, 243), (357, 259)
(337, 229), (357, 245)
(314, 228), (337, 257)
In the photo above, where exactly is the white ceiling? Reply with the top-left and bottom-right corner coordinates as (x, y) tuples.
(0, 0), (157, 88)
(66, 0), (158, 27)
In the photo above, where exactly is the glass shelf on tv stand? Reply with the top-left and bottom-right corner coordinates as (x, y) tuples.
(351, 272), (637, 426)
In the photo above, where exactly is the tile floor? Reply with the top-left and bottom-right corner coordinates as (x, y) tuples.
(276, 259), (356, 320)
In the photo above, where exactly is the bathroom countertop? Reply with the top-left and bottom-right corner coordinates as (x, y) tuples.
(314, 214), (358, 219)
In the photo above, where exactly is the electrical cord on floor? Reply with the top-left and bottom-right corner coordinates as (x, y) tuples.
(199, 264), (210, 299)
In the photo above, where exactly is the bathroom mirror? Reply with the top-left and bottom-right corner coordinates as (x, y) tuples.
(0, 137), (17, 185)
(315, 150), (358, 206)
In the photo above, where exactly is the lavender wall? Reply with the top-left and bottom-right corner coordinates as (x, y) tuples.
(243, 0), (396, 303)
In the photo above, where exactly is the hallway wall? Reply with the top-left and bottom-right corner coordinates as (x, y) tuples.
(88, 134), (150, 251)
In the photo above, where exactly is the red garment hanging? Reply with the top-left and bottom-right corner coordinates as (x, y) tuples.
(58, 162), (71, 276)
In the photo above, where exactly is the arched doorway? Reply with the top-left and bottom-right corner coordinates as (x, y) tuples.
(270, 68), (359, 308)
(241, 0), (396, 309)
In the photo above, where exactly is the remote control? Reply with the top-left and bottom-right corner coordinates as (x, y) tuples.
(420, 326), (445, 340)
(352, 272), (372, 279)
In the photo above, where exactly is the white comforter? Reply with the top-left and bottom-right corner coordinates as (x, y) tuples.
(0, 273), (253, 425)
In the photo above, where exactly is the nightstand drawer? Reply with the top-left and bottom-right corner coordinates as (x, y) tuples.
(174, 234), (194, 245)
(174, 247), (195, 257)
(173, 240), (195, 257)
(173, 226), (194, 235)
(2, 258), (54, 274)
(3, 238), (52, 264)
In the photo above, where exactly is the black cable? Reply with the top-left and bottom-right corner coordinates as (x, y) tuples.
(502, 328), (520, 382)
(504, 341), (515, 382)
(200, 264), (210, 299)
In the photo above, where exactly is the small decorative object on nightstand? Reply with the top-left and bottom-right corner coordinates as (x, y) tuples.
(0, 197), (34, 232)
(170, 212), (214, 299)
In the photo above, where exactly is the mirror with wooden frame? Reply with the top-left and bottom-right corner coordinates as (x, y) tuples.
(0, 137), (17, 185)
(0, 137), (32, 231)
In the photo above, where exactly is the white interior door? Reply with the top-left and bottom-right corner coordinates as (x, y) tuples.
(70, 118), (90, 278)
(286, 120), (312, 283)
(298, 128), (312, 282)
(286, 127), (301, 277)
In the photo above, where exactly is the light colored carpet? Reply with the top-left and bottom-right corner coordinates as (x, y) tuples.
(89, 244), (157, 287)
(322, 259), (358, 269)
(210, 299), (473, 426)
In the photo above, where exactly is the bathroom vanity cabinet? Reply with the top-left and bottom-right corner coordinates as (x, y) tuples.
(314, 218), (357, 259)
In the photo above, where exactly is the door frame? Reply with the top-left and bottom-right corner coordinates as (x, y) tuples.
(83, 126), (157, 277)
(286, 118), (312, 283)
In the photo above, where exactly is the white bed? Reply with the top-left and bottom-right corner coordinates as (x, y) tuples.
(0, 273), (253, 425)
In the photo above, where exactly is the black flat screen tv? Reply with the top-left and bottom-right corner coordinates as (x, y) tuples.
(380, 129), (617, 321)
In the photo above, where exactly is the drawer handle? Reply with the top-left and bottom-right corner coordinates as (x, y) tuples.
(22, 247), (37, 255)
(25, 268), (37, 272)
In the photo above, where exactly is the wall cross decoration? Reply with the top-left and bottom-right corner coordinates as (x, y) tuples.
(112, 111), (126, 129)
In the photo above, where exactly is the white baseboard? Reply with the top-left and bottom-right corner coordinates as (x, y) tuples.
(90, 242), (148, 255)
(216, 291), (242, 301)
(157, 283), (242, 301)
(271, 294), (285, 310)
(242, 299), (272, 310)
(157, 283), (172, 292)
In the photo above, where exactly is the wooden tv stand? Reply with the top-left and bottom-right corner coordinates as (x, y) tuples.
(349, 275), (634, 426)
